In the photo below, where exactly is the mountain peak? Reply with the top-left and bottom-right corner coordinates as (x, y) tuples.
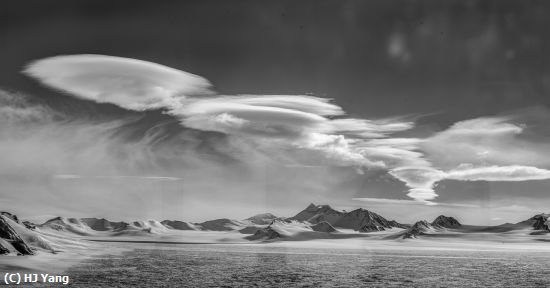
(403, 220), (436, 239)
(245, 213), (278, 225)
(530, 214), (550, 231)
(292, 204), (404, 232)
(431, 215), (461, 228)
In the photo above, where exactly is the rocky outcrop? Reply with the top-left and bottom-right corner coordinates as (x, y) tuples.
(531, 214), (550, 231)
(0, 241), (10, 255)
(1, 212), (19, 223)
(245, 226), (281, 240)
(22, 221), (37, 230)
(310, 221), (336, 233)
(432, 215), (461, 228)
(0, 215), (34, 255)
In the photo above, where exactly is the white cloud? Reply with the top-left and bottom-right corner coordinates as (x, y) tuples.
(420, 115), (550, 169)
(24, 54), (212, 111)
(22, 55), (550, 205)
(446, 164), (550, 182)
(352, 197), (479, 208)
(388, 166), (446, 200)
(25, 55), (415, 170)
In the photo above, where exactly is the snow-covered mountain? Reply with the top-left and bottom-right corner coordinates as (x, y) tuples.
(161, 220), (199, 230)
(291, 203), (405, 232)
(395, 215), (462, 239)
(80, 218), (129, 231)
(3, 206), (550, 256)
(401, 220), (441, 239)
(40, 217), (95, 236)
(197, 219), (247, 231)
(0, 213), (35, 255)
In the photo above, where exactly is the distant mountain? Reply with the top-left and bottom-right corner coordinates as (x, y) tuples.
(161, 220), (198, 230)
(431, 215), (461, 228)
(399, 215), (461, 239)
(80, 218), (128, 231)
(496, 214), (550, 235)
(40, 217), (94, 235)
(245, 213), (278, 225)
(530, 214), (549, 231)
(197, 219), (246, 231)
(291, 203), (405, 232)
(292, 204), (344, 224)
(402, 220), (440, 239)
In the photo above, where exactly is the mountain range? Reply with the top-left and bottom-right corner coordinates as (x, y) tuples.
(1, 204), (549, 256)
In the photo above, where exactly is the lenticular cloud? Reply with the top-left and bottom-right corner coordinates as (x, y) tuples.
(25, 54), (414, 173)
(25, 54), (550, 204)
(24, 54), (213, 111)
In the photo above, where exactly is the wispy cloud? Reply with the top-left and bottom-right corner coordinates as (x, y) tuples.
(352, 197), (479, 208)
(53, 174), (183, 181)
(22, 54), (550, 205)
(25, 54), (414, 170)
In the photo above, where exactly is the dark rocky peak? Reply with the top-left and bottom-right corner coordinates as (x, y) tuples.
(0, 212), (19, 223)
(0, 215), (34, 255)
(22, 221), (37, 230)
(531, 214), (550, 231)
(306, 204), (337, 213)
(432, 215), (461, 228)
(305, 203), (317, 210)
(334, 208), (398, 232)
(291, 203), (344, 223)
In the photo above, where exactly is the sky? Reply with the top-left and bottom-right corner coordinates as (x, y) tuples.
(1, 0), (550, 225)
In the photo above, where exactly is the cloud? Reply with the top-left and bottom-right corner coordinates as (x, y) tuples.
(352, 197), (479, 208)
(24, 54), (212, 111)
(421, 112), (550, 169)
(53, 174), (183, 181)
(388, 166), (446, 201)
(446, 164), (550, 182)
(25, 54), (415, 170)
(389, 163), (550, 202)
(0, 89), (58, 124)
(22, 54), (550, 205)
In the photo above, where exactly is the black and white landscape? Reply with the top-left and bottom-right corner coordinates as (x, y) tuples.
(2, 1), (550, 287)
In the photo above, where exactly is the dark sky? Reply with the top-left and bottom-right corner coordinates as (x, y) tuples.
(1, 0), (549, 125)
